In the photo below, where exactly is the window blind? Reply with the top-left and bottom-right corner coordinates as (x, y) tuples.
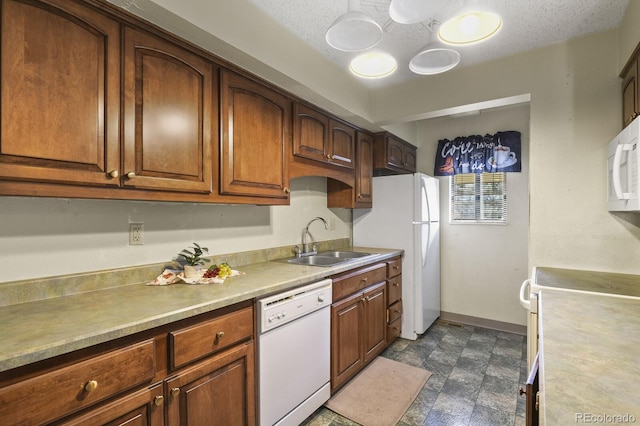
(450, 172), (507, 223)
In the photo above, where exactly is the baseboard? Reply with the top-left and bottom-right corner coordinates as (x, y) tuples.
(439, 311), (526, 335)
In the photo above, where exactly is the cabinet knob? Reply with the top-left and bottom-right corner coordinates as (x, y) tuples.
(393, 265), (399, 270)
(361, 277), (368, 284)
(108, 170), (119, 178)
(154, 395), (164, 407)
(326, 154), (332, 160)
(171, 387), (181, 397)
(392, 281), (400, 287)
(357, 194), (362, 199)
(283, 187), (291, 194)
(518, 386), (526, 396)
(214, 331), (225, 345)
(127, 171), (136, 179)
(84, 380), (98, 393)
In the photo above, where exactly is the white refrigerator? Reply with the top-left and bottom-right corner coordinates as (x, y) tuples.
(353, 173), (440, 340)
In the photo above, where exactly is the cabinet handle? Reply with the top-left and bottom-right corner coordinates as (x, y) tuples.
(84, 380), (98, 393)
(154, 395), (164, 407)
(283, 187), (291, 194)
(108, 170), (119, 178)
(214, 331), (225, 345)
(127, 172), (136, 179)
(171, 387), (181, 397)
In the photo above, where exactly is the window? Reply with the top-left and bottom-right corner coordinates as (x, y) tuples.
(450, 172), (507, 223)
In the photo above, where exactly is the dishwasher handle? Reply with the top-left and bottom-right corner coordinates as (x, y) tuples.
(519, 279), (531, 310)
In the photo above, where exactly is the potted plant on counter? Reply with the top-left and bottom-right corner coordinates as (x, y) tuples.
(177, 242), (211, 278)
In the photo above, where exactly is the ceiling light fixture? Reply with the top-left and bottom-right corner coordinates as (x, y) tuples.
(409, 21), (460, 75)
(388, 0), (440, 25)
(325, 0), (383, 52)
(349, 51), (397, 79)
(438, 0), (502, 45)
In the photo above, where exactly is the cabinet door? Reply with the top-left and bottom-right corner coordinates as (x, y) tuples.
(328, 119), (355, 169)
(331, 292), (364, 391)
(404, 146), (417, 173)
(293, 103), (330, 164)
(123, 27), (214, 193)
(622, 59), (638, 128)
(220, 70), (290, 200)
(0, 0), (120, 186)
(355, 131), (374, 207)
(60, 384), (164, 426)
(363, 282), (387, 363)
(386, 137), (407, 169)
(165, 341), (255, 426)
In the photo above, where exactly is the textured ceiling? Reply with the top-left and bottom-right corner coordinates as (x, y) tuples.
(248, 0), (629, 87)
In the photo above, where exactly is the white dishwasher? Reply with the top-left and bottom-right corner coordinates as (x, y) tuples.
(258, 278), (332, 426)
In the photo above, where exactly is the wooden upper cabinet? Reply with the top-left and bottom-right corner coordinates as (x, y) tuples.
(622, 58), (638, 128)
(219, 70), (291, 200)
(355, 132), (374, 207)
(294, 103), (329, 163)
(123, 26), (214, 193)
(373, 132), (417, 176)
(0, 0), (120, 186)
(293, 103), (355, 170)
(329, 119), (356, 169)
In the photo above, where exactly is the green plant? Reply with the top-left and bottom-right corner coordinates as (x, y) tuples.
(178, 242), (211, 267)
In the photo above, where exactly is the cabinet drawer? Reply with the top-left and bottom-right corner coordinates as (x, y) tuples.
(169, 306), (253, 369)
(387, 258), (402, 278)
(332, 263), (387, 301)
(388, 300), (402, 324)
(0, 339), (156, 426)
(388, 274), (402, 305)
(387, 317), (402, 342)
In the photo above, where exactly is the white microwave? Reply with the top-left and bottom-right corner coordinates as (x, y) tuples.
(607, 116), (640, 211)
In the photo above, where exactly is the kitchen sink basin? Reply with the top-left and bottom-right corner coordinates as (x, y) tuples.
(316, 251), (371, 259)
(285, 251), (372, 267)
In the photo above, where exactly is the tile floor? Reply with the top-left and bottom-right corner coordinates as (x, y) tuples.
(303, 320), (528, 426)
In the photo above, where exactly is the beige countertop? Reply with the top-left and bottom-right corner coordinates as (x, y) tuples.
(535, 267), (640, 297)
(539, 288), (640, 425)
(0, 246), (402, 373)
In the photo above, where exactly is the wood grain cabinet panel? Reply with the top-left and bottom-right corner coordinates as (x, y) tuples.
(220, 70), (291, 200)
(0, 339), (156, 426)
(331, 291), (365, 391)
(293, 103), (355, 170)
(60, 383), (164, 426)
(165, 341), (255, 426)
(123, 26), (214, 193)
(363, 282), (387, 363)
(169, 305), (253, 369)
(373, 132), (417, 176)
(0, 0), (120, 186)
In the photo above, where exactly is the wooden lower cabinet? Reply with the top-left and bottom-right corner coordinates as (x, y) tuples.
(331, 281), (386, 391)
(165, 341), (255, 426)
(60, 383), (164, 426)
(0, 303), (255, 426)
(330, 257), (403, 392)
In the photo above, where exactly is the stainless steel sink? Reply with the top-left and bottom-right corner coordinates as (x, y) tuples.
(285, 251), (372, 267)
(316, 251), (371, 259)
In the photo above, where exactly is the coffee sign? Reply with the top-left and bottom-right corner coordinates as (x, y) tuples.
(433, 131), (521, 176)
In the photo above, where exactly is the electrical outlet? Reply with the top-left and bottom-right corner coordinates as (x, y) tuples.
(129, 223), (144, 245)
(329, 218), (336, 231)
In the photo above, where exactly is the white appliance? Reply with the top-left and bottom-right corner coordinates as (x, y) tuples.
(353, 173), (440, 340)
(257, 279), (332, 426)
(607, 115), (640, 211)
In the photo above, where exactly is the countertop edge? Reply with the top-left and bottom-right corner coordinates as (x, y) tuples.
(0, 247), (403, 373)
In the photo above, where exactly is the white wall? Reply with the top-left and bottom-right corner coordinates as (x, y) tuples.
(0, 177), (351, 283)
(416, 105), (530, 326)
(372, 30), (640, 275)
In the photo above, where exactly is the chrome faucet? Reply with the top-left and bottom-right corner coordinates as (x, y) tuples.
(299, 217), (328, 256)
